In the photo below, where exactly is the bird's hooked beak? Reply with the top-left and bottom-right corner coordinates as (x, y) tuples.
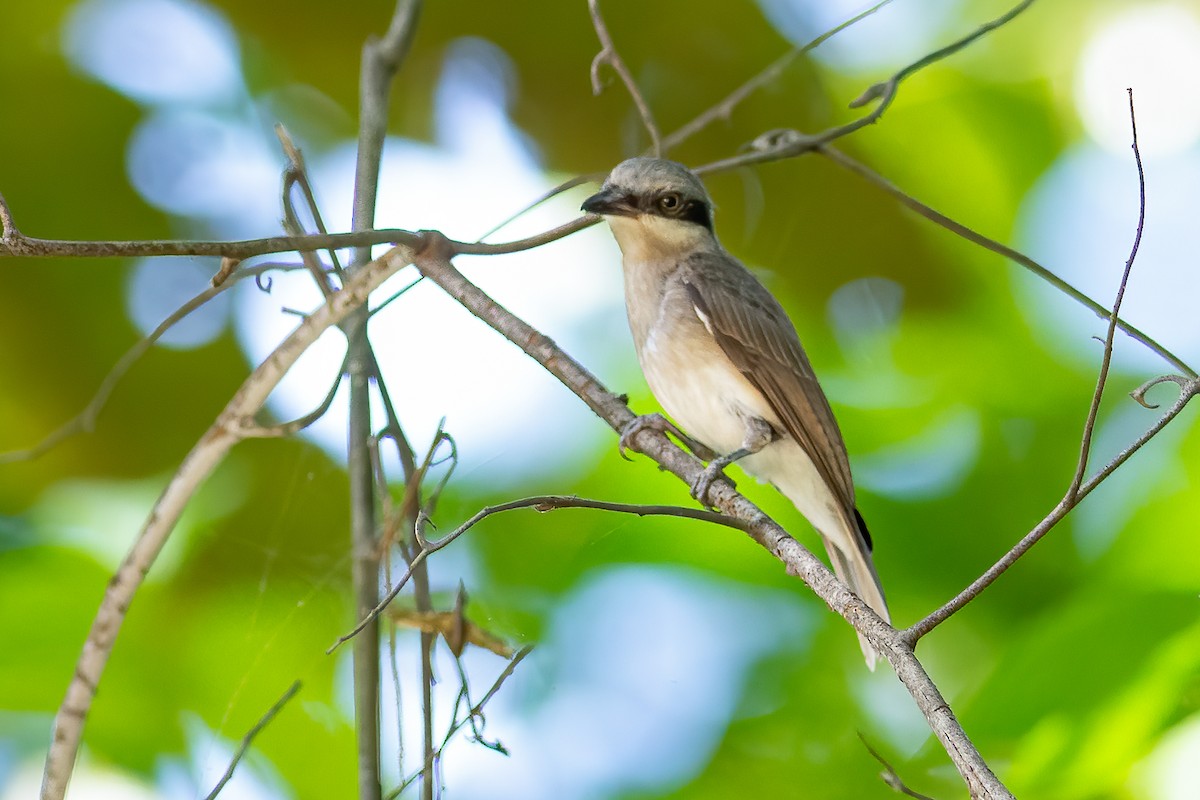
(581, 187), (637, 217)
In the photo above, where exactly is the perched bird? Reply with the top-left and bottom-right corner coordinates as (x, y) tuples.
(582, 157), (888, 668)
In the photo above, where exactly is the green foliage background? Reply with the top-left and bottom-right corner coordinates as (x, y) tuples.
(2, 1), (1198, 798)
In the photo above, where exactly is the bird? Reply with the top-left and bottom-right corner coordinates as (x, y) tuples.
(582, 157), (889, 668)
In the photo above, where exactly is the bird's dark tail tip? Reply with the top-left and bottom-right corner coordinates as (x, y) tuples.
(853, 507), (873, 552)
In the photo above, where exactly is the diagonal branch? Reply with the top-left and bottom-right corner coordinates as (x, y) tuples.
(905, 375), (1197, 642)
(858, 733), (936, 800)
(818, 145), (1194, 378)
(38, 240), (421, 800)
(696, 0), (1037, 174)
(403, 232), (1012, 798)
(0, 263), (308, 464)
(387, 646), (534, 799)
(661, 0), (895, 154)
(202, 681), (302, 800)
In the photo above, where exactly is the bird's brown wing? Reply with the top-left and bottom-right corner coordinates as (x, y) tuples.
(680, 252), (858, 520)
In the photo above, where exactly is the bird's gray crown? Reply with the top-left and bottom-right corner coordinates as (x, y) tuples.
(583, 157), (714, 231)
(603, 157), (710, 202)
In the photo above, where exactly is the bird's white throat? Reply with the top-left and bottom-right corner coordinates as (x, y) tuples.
(606, 214), (717, 264)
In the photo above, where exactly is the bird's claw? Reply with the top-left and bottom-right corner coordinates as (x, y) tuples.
(690, 461), (735, 508)
(618, 416), (654, 461)
(619, 413), (689, 461)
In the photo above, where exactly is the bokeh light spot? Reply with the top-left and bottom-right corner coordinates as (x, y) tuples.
(1076, 4), (1200, 157)
(63, 0), (242, 106)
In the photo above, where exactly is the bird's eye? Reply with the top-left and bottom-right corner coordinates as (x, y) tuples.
(658, 193), (681, 211)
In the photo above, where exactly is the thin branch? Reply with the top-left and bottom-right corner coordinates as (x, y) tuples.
(695, 0), (1037, 174)
(906, 377), (1198, 642)
(367, 347), (419, 482)
(1132, 374), (1190, 409)
(202, 681), (302, 800)
(1068, 88), (1146, 500)
(0, 227), (422, 260)
(387, 646), (533, 800)
(451, 216), (597, 254)
(858, 733), (937, 800)
(475, 172), (605, 242)
(349, 4), (424, 800)
(0, 214), (596, 261)
(277, 124), (340, 297)
(369, 274), (423, 318)
(39, 241), (420, 800)
(238, 354), (348, 439)
(660, 0), (895, 154)
(819, 145), (1195, 378)
(331, 494), (749, 652)
(0, 263), (306, 465)
(587, 0), (662, 156)
(903, 89), (1182, 644)
(378, 421), (450, 557)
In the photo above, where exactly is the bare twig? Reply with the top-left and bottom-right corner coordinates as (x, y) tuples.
(369, 275), (423, 318)
(277, 124), (341, 297)
(39, 241), (420, 800)
(1132, 374), (1190, 409)
(475, 172), (606, 242)
(202, 682), (302, 800)
(660, 0), (895, 154)
(0, 263), (307, 465)
(903, 87), (1184, 643)
(238, 354), (348, 439)
(819, 145), (1194, 378)
(1068, 88), (1146, 500)
(587, 0), (662, 156)
(331, 493), (749, 652)
(0, 227), (419, 259)
(388, 646), (534, 799)
(695, 0), (1037, 174)
(906, 376), (1198, 642)
(348, 4), (424, 799)
(858, 733), (937, 800)
(378, 421), (451, 557)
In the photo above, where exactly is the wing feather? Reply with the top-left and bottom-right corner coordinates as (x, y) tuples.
(680, 252), (857, 518)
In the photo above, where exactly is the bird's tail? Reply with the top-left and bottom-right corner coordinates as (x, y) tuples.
(819, 511), (889, 671)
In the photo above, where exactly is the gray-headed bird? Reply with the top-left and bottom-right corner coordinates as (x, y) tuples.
(583, 157), (888, 668)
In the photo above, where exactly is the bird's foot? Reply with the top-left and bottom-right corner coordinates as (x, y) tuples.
(618, 413), (714, 461)
(690, 449), (749, 508)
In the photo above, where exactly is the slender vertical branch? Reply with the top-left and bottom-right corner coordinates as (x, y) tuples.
(38, 242), (417, 800)
(1068, 88), (1146, 500)
(348, 4), (423, 800)
(587, 0), (662, 155)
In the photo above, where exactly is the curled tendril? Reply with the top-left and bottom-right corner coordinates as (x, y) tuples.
(1130, 374), (1190, 409)
(255, 272), (274, 293)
